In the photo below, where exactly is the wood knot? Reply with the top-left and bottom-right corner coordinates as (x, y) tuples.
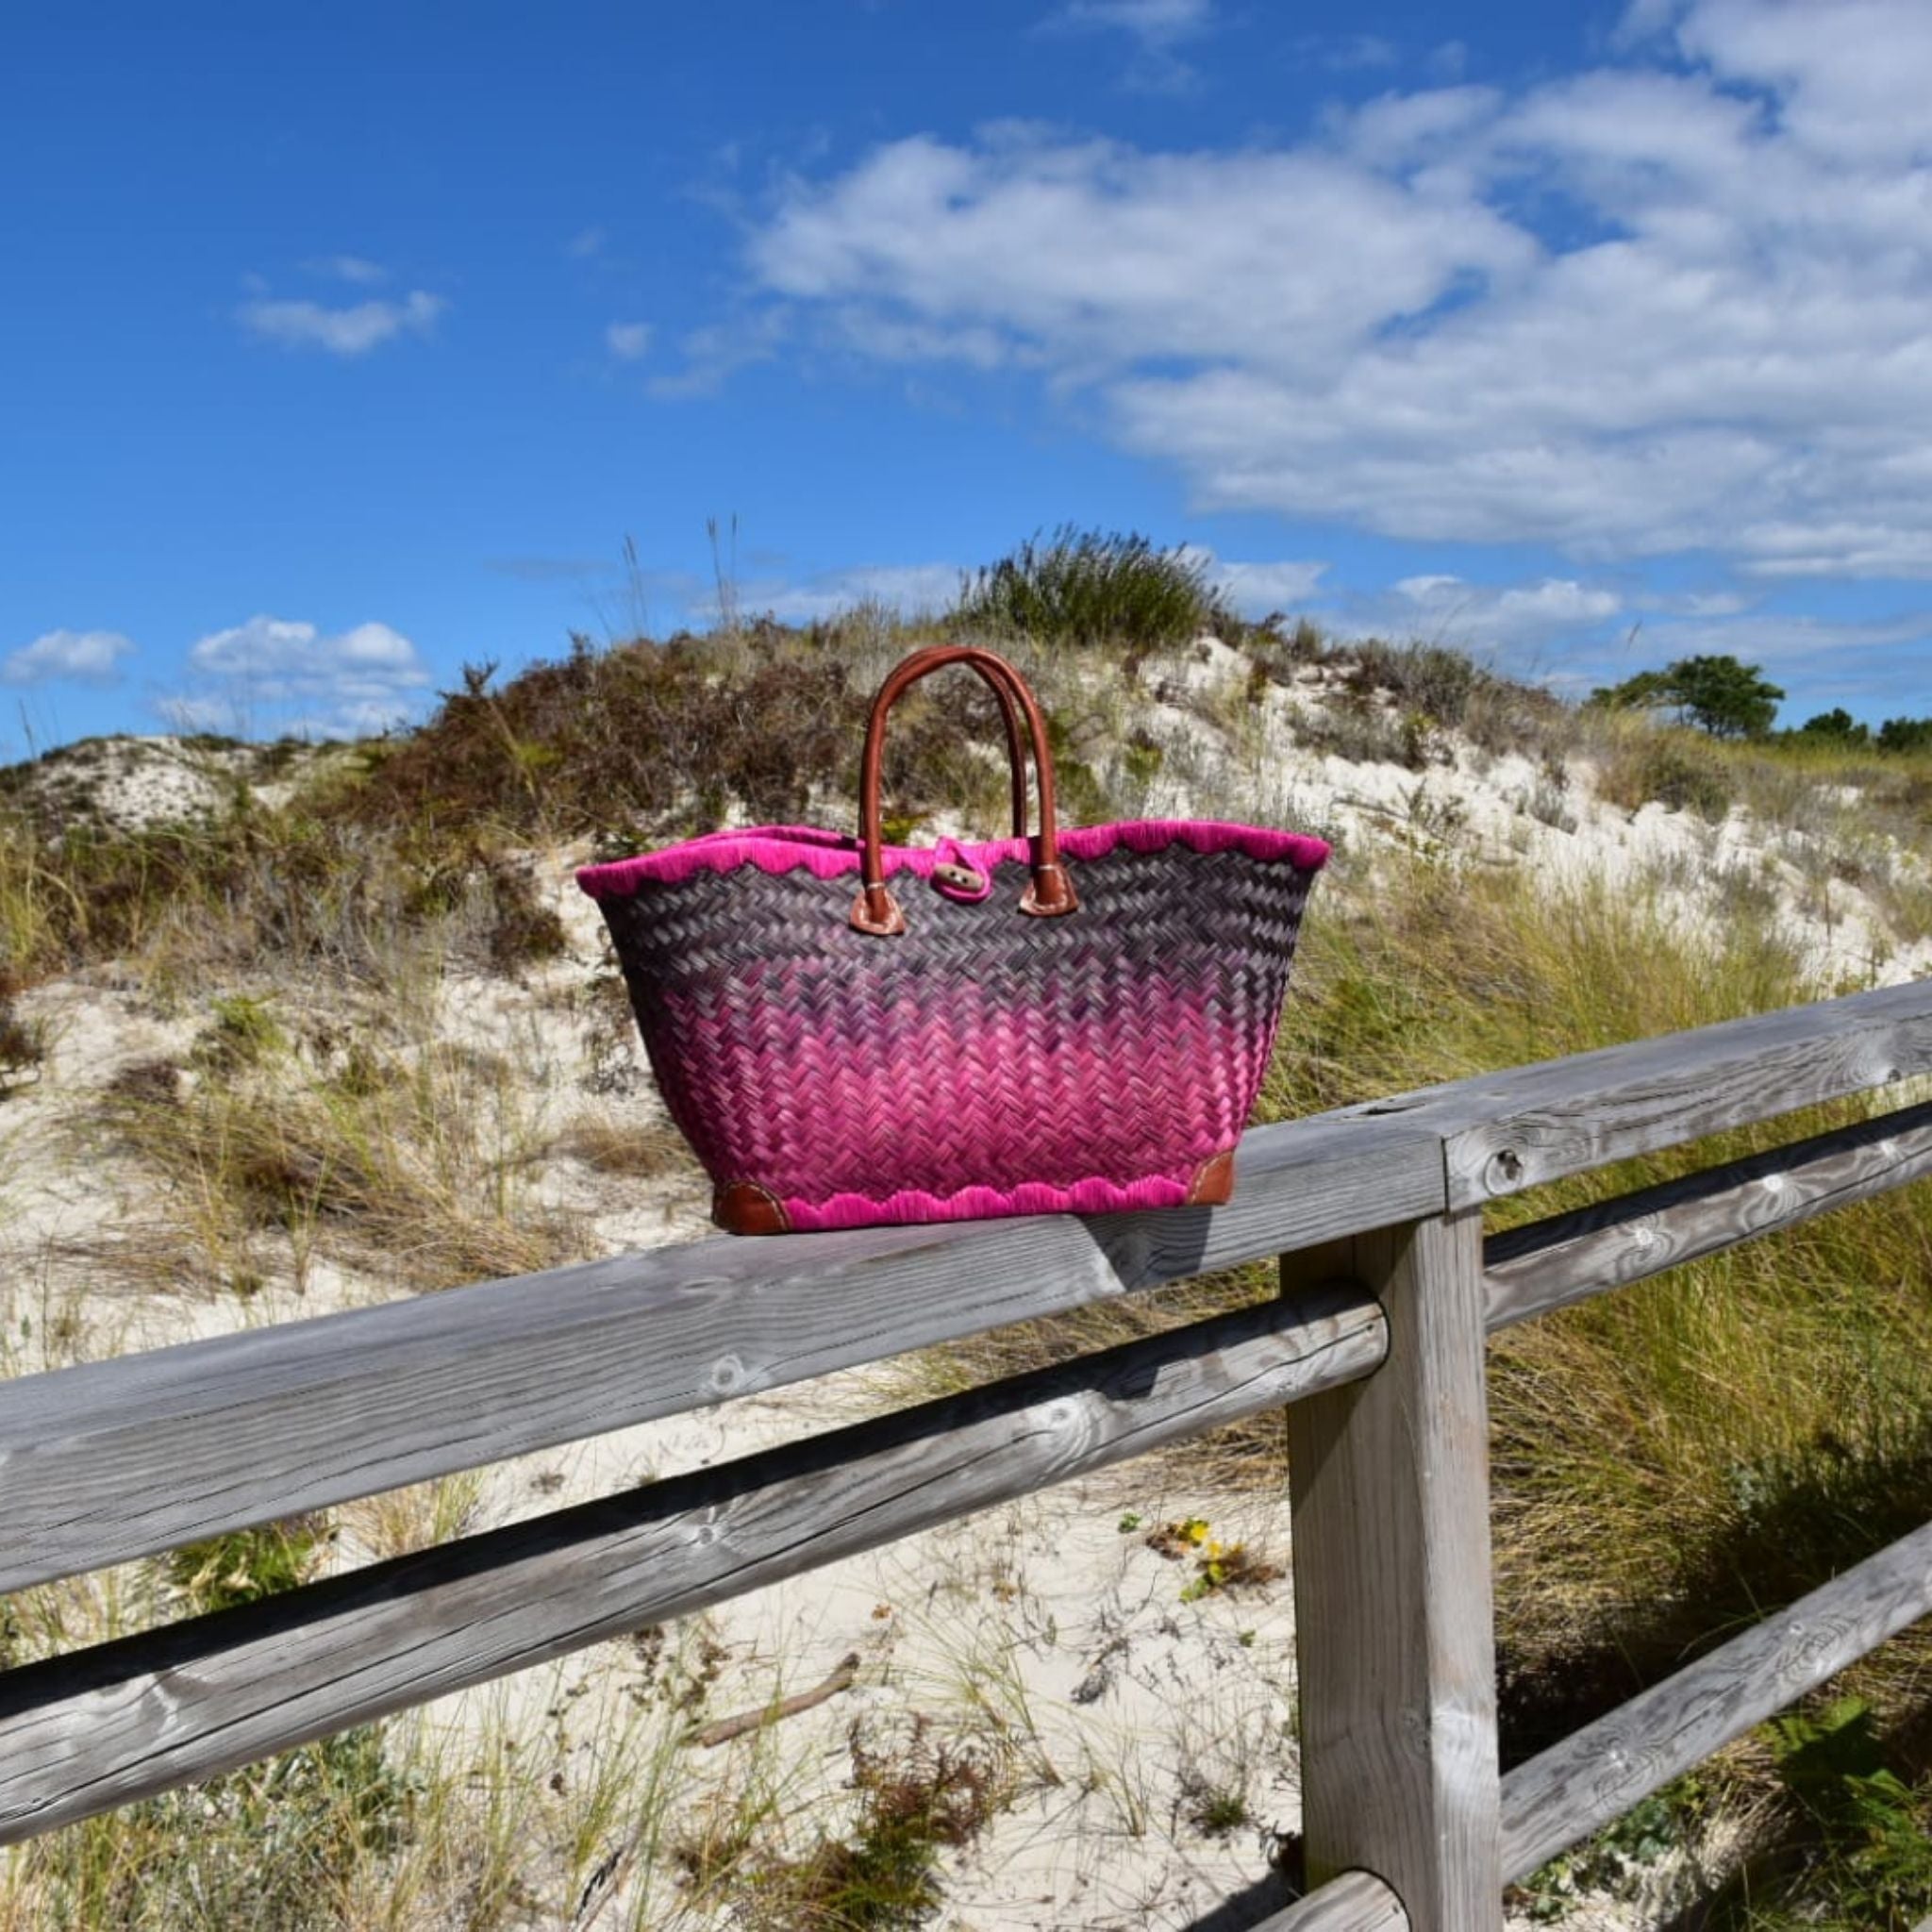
(1485, 1147), (1525, 1191)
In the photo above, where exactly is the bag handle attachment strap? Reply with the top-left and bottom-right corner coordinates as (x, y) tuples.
(852, 645), (1079, 937)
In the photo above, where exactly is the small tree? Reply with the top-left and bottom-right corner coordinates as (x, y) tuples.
(1877, 716), (1932, 756)
(1663, 657), (1786, 739)
(1797, 708), (1870, 746)
(1590, 655), (1785, 740)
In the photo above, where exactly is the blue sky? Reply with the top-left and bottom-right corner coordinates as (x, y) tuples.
(7, 0), (1932, 754)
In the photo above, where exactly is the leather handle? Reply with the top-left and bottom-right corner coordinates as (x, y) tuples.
(852, 645), (1079, 936)
(893, 643), (1030, 840)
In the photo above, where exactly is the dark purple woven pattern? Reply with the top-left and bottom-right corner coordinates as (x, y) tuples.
(598, 841), (1316, 1213)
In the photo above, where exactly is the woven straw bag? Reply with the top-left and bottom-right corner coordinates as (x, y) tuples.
(577, 644), (1328, 1234)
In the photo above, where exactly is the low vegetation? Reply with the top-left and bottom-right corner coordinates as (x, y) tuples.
(954, 525), (1235, 650)
(91, 1020), (581, 1294)
(0, 984), (42, 1092)
(1, 527), (1930, 1926)
(707, 1723), (1013, 1932)
(9, 1523), (414, 1932)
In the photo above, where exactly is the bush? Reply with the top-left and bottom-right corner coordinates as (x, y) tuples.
(1796, 707), (1872, 747)
(1241, 614), (1327, 691)
(95, 1029), (579, 1291)
(1599, 732), (1736, 820)
(0, 985), (43, 1090)
(954, 526), (1234, 649)
(345, 629), (1015, 848)
(728, 1720), (1010, 1931)
(1753, 1697), (1932, 1928)
(1321, 637), (1568, 763)
(2, 809), (410, 985)
(1348, 639), (1480, 727)
(1295, 700), (1438, 771)
(1878, 716), (1932, 757)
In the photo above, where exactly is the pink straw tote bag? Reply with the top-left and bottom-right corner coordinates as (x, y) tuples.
(576, 644), (1329, 1234)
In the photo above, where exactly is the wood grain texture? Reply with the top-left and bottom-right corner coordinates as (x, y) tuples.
(1500, 1517), (1932, 1881)
(1485, 1097), (1932, 1328)
(0, 1108), (1442, 1594)
(14, 981), (1928, 1600)
(1347, 977), (1932, 1208)
(0, 1283), (1387, 1844)
(1253, 1869), (1410, 1930)
(1285, 1212), (1503, 1931)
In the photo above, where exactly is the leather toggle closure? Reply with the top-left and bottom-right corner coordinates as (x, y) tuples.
(930, 858), (991, 902)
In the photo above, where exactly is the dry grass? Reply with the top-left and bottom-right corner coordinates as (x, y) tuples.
(0, 988), (42, 1092)
(339, 626), (1016, 852)
(916, 831), (1932, 1840)
(1251, 850), (1932, 1783)
(1591, 714), (1737, 820)
(88, 1007), (582, 1295)
(553, 1110), (700, 1182)
(6, 597), (1932, 1926)
(705, 1719), (1016, 1932)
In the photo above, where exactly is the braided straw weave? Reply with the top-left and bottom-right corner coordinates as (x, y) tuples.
(578, 649), (1327, 1233)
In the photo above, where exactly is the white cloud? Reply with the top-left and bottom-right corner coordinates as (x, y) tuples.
(752, 135), (1531, 375)
(172, 615), (432, 737)
(1620, 607), (1932, 667)
(735, 0), (1932, 584)
(1196, 556), (1328, 617)
(1293, 32), (1398, 72)
(1676, 0), (1932, 162)
(723, 562), (967, 625)
(567, 226), (608, 258)
(1642, 590), (1751, 617)
(1044, 0), (1213, 46)
(1392, 575), (1624, 645)
(1614, 0), (1688, 47)
(238, 289), (445, 357)
(307, 255), (388, 285)
(649, 311), (788, 399)
(2, 628), (136, 686)
(1040, 0), (1216, 90)
(1308, 575), (1627, 669)
(605, 321), (652, 360)
(1307, 571), (1932, 711)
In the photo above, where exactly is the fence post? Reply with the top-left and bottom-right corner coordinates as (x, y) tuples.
(1283, 1209), (1502, 1930)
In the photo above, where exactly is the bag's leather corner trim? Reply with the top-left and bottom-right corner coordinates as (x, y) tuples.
(1184, 1148), (1236, 1207)
(714, 1181), (792, 1235)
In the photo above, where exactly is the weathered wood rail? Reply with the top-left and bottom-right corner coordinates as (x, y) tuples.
(3, 975), (1932, 1929)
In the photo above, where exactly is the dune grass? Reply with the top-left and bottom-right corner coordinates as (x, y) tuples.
(3, 581), (1932, 1925)
(954, 525), (1236, 651)
(1262, 853), (1932, 1696)
(82, 979), (586, 1298)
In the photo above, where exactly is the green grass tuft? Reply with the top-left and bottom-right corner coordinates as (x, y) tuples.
(955, 526), (1234, 650)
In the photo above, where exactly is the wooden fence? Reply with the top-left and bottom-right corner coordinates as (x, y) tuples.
(4, 976), (1932, 1929)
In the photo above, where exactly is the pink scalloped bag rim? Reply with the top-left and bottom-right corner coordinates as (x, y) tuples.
(576, 816), (1330, 901)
